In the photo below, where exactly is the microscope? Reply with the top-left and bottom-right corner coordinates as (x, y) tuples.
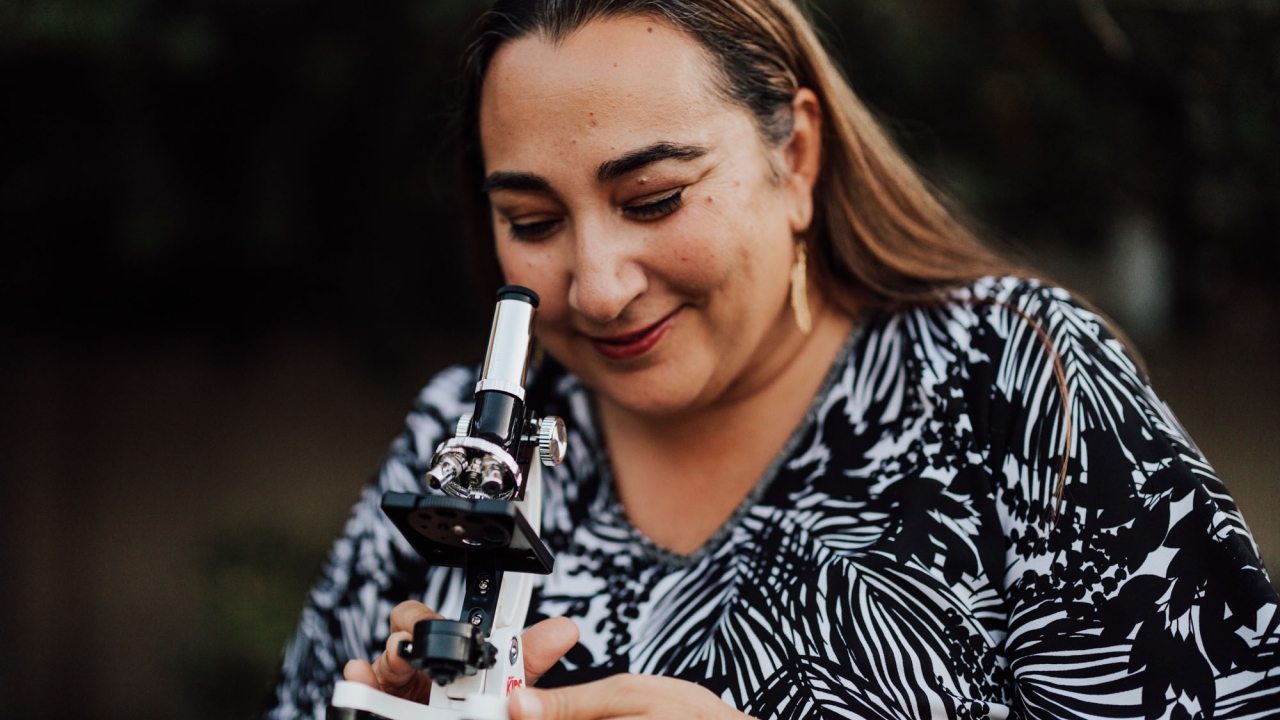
(328, 286), (567, 720)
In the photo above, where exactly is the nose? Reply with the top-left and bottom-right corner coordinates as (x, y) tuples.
(566, 219), (647, 325)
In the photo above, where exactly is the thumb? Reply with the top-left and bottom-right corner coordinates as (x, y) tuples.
(343, 658), (379, 687)
(509, 677), (627, 720)
(521, 616), (579, 687)
(508, 687), (548, 720)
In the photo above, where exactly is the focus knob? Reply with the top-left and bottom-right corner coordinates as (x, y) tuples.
(455, 413), (472, 438)
(537, 416), (567, 466)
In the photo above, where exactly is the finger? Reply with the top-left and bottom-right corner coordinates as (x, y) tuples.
(509, 676), (631, 720)
(370, 630), (434, 704)
(343, 659), (379, 688)
(389, 600), (443, 634)
(522, 617), (580, 687)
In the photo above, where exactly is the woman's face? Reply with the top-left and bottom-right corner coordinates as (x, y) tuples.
(479, 16), (820, 416)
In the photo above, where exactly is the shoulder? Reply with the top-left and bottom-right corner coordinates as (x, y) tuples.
(847, 275), (1167, 498)
(898, 275), (1127, 362)
(945, 275), (1133, 371)
(863, 276), (1140, 402)
(410, 363), (479, 415)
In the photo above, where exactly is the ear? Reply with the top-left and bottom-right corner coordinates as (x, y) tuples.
(782, 88), (823, 235)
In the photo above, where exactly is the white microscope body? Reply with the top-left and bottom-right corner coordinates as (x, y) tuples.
(328, 286), (566, 720)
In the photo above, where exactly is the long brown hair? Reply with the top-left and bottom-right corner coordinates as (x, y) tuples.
(456, 0), (1072, 523)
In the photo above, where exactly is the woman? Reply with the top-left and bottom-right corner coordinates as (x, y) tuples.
(265, 1), (1280, 719)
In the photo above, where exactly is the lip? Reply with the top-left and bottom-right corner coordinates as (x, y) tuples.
(587, 308), (681, 361)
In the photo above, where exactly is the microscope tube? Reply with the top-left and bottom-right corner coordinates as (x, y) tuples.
(476, 286), (538, 400)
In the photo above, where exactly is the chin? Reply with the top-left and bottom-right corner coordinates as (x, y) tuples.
(601, 383), (698, 416)
(541, 330), (718, 415)
(594, 357), (716, 416)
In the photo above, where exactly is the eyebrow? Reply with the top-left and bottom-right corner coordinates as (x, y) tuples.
(480, 141), (708, 195)
(480, 172), (553, 195)
(596, 142), (707, 183)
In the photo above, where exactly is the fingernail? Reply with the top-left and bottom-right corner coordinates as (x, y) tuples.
(511, 687), (543, 720)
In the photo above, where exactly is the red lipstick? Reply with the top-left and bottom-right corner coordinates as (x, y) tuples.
(588, 309), (680, 361)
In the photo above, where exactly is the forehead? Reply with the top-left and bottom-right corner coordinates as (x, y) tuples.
(479, 15), (735, 172)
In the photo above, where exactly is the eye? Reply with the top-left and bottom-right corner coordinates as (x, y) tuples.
(622, 189), (683, 220)
(507, 217), (563, 241)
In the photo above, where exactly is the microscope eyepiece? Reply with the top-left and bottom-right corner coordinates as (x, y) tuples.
(477, 287), (537, 402)
(496, 285), (539, 307)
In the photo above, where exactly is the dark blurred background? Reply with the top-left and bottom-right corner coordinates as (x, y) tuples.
(1, 0), (1276, 718)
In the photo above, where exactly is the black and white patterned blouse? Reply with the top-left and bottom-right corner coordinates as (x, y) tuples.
(264, 277), (1280, 720)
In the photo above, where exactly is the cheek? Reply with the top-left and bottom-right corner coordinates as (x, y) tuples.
(651, 226), (728, 290)
(494, 239), (538, 285)
(494, 239), (574, 331)
(654, 193), (744, 283)
(655, 186), (790, 294)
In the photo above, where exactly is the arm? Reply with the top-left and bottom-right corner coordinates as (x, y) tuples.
(980, 283), (1280, 719)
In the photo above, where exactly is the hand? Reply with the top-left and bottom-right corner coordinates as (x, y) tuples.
(343, 600), (580, 703)
(508, 674), (750, 720)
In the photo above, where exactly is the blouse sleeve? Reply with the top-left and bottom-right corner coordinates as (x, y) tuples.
(261, 366), (475, 720)
(976, 281), (1280, 719)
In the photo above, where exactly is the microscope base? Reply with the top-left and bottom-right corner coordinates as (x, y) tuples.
(327, 681), (508, 720)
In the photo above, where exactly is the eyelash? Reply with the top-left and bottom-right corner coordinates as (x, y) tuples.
(623, 189), (684, 220)
(505, 188), (685, 241)
(508, 218), (561, 241)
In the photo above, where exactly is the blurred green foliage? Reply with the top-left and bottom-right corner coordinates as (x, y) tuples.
(185, 527), (332, 720)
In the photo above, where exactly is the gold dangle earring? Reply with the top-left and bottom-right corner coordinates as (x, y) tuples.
(790, 241), (813, 335)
